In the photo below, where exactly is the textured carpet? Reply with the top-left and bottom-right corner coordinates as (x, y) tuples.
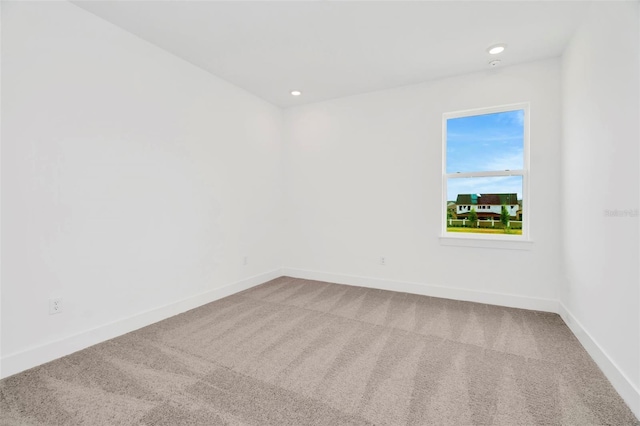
(1, 277), (638, 425)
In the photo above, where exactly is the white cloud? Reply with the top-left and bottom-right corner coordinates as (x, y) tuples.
(485, 150), (523, 171)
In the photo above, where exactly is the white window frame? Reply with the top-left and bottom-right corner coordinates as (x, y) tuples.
(441, 102), (531, 248)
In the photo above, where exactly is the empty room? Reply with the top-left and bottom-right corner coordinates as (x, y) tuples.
(1, 1), (638, 425)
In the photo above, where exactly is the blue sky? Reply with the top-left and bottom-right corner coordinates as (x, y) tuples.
(446, 110), (524, 201)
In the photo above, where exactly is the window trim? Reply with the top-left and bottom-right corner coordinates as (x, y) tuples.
(441, 102), (531, 243)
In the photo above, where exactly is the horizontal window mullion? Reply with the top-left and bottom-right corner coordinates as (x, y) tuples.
(445, 170), (524, 179)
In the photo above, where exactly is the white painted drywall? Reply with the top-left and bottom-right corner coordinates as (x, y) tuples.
(3, 6), (637, 418)
(1, 1), (283, 376)
(283, 59), (562, 304)
(561, 0), (639, 411)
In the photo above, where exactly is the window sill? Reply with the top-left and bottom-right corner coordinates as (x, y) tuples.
(439, 235), (533, 250)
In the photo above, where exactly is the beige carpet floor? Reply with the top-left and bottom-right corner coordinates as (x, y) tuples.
(1, 277), (638, 425)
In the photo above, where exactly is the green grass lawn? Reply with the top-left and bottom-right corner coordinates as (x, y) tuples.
(447, 227), (522, 235)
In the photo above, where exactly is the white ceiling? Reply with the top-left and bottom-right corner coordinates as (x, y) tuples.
(73, 1), (590, 108)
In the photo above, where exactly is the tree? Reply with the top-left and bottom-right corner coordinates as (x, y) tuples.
(468, 207), (478, 227)
(500, 204), (510, 231)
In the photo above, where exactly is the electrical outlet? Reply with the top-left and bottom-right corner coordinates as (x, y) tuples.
(49, 297), (62, 315)
(243, 256), (249, 266)
(380, 256), (386, 266)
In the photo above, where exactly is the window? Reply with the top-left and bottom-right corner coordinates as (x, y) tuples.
(443, 103), (529, 239)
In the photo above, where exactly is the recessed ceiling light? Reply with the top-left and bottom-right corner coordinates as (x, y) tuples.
(487, 44), (506, 55)
(290, 90), (302, 96)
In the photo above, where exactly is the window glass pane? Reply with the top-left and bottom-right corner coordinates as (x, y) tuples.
(446, 110), (524, 173)
(446, 176), (523, 235)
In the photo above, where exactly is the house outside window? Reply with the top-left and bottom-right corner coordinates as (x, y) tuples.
(443, 103), (529, 239)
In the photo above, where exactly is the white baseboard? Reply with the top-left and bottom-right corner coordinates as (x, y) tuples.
(285, 268), (638, 418)
(4, 267), (637, 421)
(558, 302), (640, 419)
(281, 267), (558, 313)
(0, 269), (282, 379)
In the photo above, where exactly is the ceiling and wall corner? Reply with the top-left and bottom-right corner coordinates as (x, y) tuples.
(71, 0), (589, 108)
(1, 0), (285, 378)
(2, 0), (639, 419)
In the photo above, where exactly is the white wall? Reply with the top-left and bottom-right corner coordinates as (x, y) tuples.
(561, 1), (640, 415)
(3, 6), (638, 419)
(1, 2), (284, 377)
(283, 59), (562, 309)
